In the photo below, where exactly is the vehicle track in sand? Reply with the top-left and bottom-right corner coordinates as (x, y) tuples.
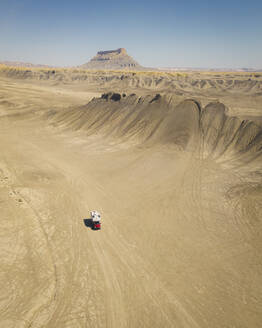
(0, 116), (204, 327)
(0, 78), (261, 328)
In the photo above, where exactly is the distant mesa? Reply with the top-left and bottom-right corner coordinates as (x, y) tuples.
(80, 48), (143, 70)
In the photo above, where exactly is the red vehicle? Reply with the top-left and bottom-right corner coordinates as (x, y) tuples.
(93, 221), (101, 230)
(91, 210), (101, 230)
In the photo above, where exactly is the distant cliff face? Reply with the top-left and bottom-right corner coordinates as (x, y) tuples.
(80, 48), (142, 70)
(97, 48), (127, 56)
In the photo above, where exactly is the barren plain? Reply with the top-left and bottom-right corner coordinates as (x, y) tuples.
(0, 68), (262, 328)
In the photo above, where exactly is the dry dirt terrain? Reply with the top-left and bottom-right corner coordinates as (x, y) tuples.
(0, 70), (262, 328)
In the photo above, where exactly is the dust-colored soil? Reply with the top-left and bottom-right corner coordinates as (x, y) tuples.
(0, 73), (262, 328)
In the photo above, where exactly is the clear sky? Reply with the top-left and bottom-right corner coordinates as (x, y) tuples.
(1, 0), (262, 68)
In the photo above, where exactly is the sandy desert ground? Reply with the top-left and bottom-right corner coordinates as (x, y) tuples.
(0, 69), (262, 328)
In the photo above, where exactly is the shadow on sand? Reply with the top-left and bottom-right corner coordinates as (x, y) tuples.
(83, 218), (93, 229)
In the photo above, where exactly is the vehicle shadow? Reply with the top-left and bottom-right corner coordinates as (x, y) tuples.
(83, 218), (93, 229)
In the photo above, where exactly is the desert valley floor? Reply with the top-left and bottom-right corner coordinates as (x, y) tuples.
(0, 71), (262, 328)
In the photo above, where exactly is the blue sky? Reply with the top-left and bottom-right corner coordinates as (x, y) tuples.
(1, 0), (262, 68)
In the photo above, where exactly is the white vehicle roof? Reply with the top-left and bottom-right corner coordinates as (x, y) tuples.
(91, 210), (101, 217)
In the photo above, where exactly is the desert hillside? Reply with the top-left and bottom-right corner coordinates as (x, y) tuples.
(0, 70), (261, 328)
(1, 65), (262, 116)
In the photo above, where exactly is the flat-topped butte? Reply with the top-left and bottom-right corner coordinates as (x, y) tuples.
(81, 48), (142, 70)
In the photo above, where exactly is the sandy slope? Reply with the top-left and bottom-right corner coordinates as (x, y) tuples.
(0, 76), (262, 328)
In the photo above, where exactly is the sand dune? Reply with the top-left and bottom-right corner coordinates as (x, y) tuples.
(0, 74), (261, 328)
